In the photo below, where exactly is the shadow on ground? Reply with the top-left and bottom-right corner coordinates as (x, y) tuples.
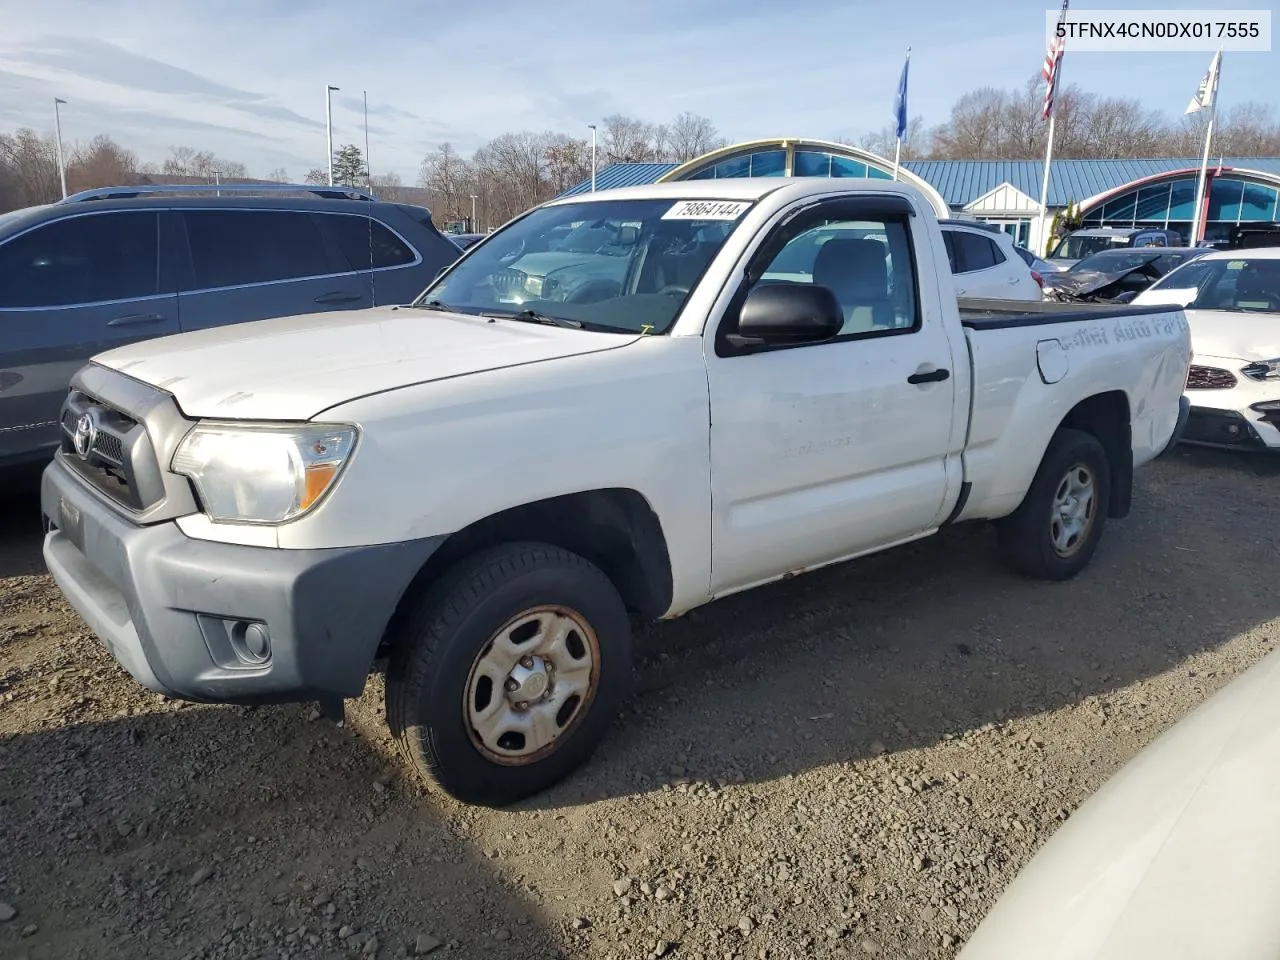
(526, 445), (1280, 808)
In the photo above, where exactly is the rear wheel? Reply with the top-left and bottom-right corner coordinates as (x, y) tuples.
(997, 429), (1111, 581)
(386, 542), (632, 806)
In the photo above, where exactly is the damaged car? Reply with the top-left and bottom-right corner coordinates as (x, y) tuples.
(1044, 248), (1209, 304)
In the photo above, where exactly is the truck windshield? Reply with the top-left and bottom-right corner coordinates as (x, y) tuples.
(415, 198), (753, 334)
(1144, 257), (1280, 313)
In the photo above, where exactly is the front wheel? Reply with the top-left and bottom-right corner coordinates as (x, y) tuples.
(997, 428), (1111, 581)
(386, 542), (632, 806)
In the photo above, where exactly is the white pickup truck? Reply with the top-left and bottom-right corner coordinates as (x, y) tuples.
(41, 179), (1193, 806)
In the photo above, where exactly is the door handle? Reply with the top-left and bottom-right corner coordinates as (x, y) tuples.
(314, 291), (362, 305)
(107, 313), (166, 326)
(908, 367), (951, 385)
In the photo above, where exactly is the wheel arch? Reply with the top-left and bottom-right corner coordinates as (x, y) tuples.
(380, 488), (674, 654)
(1056, 390), (1132, 519)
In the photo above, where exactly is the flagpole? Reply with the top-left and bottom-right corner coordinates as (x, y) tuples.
(1189, 48), (1222, 246)
(1036, 111), (1058, 257)
(1037, 1), (1068, 257)
(893, 46), (910, 181)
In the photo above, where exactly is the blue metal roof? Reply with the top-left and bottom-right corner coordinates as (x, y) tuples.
(558, 163), (680, 198)
(904, 158), (1280, 207)
(559, 158), (1280, 208)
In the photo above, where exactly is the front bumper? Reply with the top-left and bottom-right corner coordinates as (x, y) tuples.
(1181, 407), (1274, 450)
(41, 458), (444, 704)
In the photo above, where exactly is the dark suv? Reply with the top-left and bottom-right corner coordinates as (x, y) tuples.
(0, 183), (459, 473)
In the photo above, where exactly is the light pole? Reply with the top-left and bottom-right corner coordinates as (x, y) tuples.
(469, 194), (478, 233)
(325, 84), (340, 186)
(53, 98), (68, 199)
(588, 123), (597, 192)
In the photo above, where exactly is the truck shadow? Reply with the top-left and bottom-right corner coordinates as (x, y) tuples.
(0, 704), (569, 960)
(528, 446), (1280, 808)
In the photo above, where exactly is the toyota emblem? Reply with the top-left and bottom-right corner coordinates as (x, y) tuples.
(72, 411), (98, 461)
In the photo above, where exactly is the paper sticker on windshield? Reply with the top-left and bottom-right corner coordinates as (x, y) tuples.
(1227, 260), (1246, 270)
(662, 200), (751, 221)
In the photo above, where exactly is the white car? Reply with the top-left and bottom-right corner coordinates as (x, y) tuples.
(940, 222), (1044, 300)
(1134, 248), (1280, 451)
(40, 178), (1191, 806)
(958, 643), (1280, 960)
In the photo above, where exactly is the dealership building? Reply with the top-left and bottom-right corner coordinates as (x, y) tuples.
(559, 138), (1280, 254)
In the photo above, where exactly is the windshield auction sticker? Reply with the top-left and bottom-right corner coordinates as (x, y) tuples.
(662, 200), (751, 221)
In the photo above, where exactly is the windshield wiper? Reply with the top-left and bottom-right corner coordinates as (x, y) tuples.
(412, 299), (454, 311)
(484, 308), (583, 329)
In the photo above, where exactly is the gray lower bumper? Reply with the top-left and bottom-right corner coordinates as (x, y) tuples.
(41, 461), (444, 704)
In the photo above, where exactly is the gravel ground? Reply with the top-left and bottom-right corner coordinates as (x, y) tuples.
(2, 446), (1279, 960)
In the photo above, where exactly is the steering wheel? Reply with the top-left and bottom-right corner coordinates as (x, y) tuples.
(657, 284), (691, 297)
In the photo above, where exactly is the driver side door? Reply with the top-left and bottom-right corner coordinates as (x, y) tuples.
(705, 195), (965, 595)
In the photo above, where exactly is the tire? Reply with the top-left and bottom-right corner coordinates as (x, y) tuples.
(996, 428), (1111, 581)
(386, 541), (632, 807)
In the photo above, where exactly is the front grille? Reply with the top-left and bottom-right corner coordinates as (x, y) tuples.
(60, 409), (127, 464)
(1186, 365), (1237, 390)
(58, 390), (154, 510)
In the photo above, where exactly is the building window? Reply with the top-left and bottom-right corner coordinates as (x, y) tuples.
(1134, 184), (1172, 223)
(1240, 183), (1278, 221)
(830, 156), (870, 178)
(793, 149), (833, 177)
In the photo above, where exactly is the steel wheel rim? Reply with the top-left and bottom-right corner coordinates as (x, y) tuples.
(1049, 462), (1096, 558)
(463, 605), (601, 766)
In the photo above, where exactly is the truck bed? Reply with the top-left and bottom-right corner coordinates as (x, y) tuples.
(958, 298), (1181, 330)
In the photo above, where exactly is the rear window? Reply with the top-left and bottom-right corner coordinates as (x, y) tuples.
(184, 210), (333, 289)
(327, 214), (418, 270)
(945, 230), (1005, 273)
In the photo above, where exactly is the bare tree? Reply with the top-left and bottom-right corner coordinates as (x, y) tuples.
(0, 129), (61, 207)
(265, 167), (290, 183)
(368, 171), (406, 202)
(419, 142), (477, 224)
(303, 168), (327, 184)
(600, 114), (658, 163)
(544, 134), (592, 194)
(67, 134), (140, 193)
(161, 145), (248, 181)
(854, 116), (930, 161)
(666, 112), (725, 162)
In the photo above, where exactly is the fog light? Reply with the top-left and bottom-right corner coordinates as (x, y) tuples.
(229, 620), (271, 665)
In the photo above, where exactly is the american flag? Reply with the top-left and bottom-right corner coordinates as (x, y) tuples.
(1042, 0), (1069, 121)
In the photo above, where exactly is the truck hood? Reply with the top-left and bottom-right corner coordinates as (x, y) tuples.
(94, 306), (640, 420)
(958, 646), (1280, 960)
(1184, 309), (1280, 362)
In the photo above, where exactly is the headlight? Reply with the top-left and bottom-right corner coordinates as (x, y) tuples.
(1242, 359), (1280, 382)
(171, 422), (358, 523)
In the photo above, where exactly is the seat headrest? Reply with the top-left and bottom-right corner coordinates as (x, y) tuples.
(812, 237), (889, 296)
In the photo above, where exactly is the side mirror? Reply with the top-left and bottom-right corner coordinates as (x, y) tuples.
(728, 282), (843, 349)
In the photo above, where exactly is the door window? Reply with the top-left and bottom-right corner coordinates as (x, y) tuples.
(0, 212), (159, 308)
(326, 215), (418, 270)
(183, 211), (333, 290)
(754, 213), (919, 337)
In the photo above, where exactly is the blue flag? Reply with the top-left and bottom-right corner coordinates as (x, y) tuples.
(894, 49), (911, 140)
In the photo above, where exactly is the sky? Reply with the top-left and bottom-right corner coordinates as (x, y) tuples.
(0, 0), (1276, 183)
